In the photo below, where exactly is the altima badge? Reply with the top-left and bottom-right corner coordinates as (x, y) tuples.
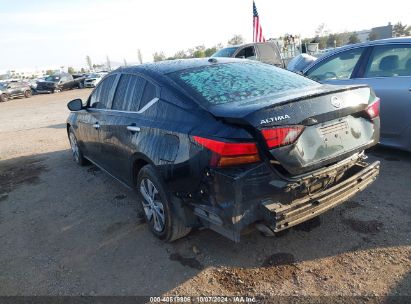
(260, 114), (290, 125)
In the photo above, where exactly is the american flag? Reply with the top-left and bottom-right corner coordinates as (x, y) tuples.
(253, 1), (266, 43)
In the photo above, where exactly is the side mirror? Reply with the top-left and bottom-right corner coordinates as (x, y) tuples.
(67, 98), (83, 111)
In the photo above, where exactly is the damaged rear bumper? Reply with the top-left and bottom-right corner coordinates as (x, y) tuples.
(260, 160), (380, 232)
(195, 157), (380, 242)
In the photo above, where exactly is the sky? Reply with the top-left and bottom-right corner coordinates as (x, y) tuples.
(0, 0), (410, 72)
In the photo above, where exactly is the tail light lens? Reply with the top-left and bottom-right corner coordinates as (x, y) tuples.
(366, 98), (380, 119)
(261, 126), (304, 149)
(193, 136), (261, 167)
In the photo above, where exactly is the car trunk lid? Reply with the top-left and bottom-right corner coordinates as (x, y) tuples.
(208, 85), (378, 175)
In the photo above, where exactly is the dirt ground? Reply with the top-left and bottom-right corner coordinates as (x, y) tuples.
(0, 90), (410, 300)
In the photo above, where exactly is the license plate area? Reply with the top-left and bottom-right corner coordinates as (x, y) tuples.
(318, 119), (349, 144)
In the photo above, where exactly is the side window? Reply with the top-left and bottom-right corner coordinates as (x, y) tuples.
(306, 48), (364, 81)
(235, 46), (256, 60)
(89, 75), (117, 109)
(139, 81), (157, 110)
(112, 74), (146, 111)
(364, 45), (411, 78)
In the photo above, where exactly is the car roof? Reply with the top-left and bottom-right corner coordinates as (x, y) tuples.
(115, 57), (245, 75)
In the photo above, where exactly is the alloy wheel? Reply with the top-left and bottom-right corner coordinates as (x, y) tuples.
(140, 178), (165, 232)
(69, 132), (80, 162)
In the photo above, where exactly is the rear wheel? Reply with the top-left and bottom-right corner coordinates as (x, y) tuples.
(137, 165), (191, 242)
(24, 90), (32, 98)
(0, 94), (7, 102)
(68, 127), (88, 166)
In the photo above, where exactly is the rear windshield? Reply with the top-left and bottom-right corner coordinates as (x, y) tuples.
(172, 62), (318, 105)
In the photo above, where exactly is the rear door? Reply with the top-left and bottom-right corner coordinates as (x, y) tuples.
(7, 82), (20, 97)
(77, 74), (118, 165)
(100, 73), (158, 184)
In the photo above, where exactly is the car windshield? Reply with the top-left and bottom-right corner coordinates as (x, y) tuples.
(45, 75), (61, 82)
(212, 47), (238, 58)
(171, 62), (319, 105)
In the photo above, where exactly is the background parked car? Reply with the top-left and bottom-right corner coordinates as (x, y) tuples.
(72, 74), (88, 89)
(212, 42), (284, 67)
(84, 72), (108, 88)
(36, 73), (85, 93)
(302, 37), (411, 151)
(0, 81), (32, 102)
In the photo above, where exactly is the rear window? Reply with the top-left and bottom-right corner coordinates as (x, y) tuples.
(212, 47), (238, 58)
(172, 62), (318, 105)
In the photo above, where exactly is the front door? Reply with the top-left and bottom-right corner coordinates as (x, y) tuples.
(78, 74), (119, 166)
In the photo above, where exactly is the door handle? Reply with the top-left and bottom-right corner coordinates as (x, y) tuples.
(127, 125), (141, 132)
(93, 122), (100, 129)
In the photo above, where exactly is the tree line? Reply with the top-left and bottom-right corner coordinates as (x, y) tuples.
(304, 22), (411, 50)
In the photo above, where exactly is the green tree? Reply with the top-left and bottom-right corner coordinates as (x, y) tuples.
(85, 55), (93, 71)
(123, 58), (127, 66)
(67, 67), (75, 74)
(325, 33), (346, 48)
(205, 47), (217, 57)
(153, 52), (166, 62)
(393, 22), (409, 37)
(173, 50), (189, 59)
(227, 34), (244, 46)
(45, 69), (54, 75)
(192, 45), (206, 58)
(348, 32), (360, 44)
(137, 49), (143, 64)
(80, 68), (86, 73)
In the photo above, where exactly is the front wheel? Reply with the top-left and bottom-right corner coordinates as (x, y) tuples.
(24, 90), (32, 98)
(68, 127), (88, 166)
(137, 165), (191, 242)
(0, 94), (7, 102)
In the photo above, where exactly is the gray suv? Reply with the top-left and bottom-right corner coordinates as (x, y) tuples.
(0, 81), (32, 102)
(212, 42), (284, 67)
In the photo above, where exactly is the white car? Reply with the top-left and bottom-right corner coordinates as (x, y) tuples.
(84, 72), (107, 88)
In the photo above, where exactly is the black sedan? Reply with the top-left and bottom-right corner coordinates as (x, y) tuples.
(67, 58), (380, 242)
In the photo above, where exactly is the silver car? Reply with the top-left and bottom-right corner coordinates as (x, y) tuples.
(303, 37), (411, 151)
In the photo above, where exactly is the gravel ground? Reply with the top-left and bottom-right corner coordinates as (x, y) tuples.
(0, 90), (410, 300)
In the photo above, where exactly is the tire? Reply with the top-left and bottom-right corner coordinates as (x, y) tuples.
(137, 165), (191, 242)
(78, 82), (84, 89)
(24, 90), (32, 98)
(0, 94), (7, 102)
(68, 127), (88, 166)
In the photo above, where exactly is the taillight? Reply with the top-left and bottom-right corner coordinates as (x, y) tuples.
(366, 98), (380, 119)
(261, 126), (304, 149)
(193, 136), (261, 167)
